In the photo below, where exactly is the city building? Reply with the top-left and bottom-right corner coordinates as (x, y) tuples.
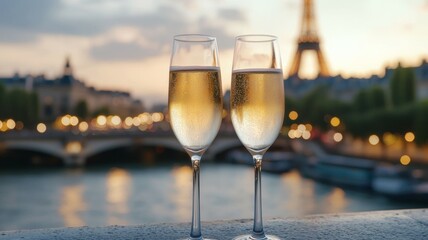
(0, 57), (144, 121)
(285, 59), (428, 101)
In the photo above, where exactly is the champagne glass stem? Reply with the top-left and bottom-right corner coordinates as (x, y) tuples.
(190, 156), (202, 240)
(252, 155), (266, 239)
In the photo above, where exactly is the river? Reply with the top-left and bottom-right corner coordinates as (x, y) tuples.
(0, 163), (424, 231)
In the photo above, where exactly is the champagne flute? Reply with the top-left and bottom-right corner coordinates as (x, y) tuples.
(231, 35), (284, 240)
(168, 34), (222, 240)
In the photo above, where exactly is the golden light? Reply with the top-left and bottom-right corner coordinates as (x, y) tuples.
(289, 111), (298, 121)
(171, 166), (193, 220)
(333, 132), (343, 142)
(297, 124), (306, 132)
(139, 112), (151, 123)
(383, 132), (396, 146)
(404, 132), (415, 143)
(0, 121), (7, 132)
(6, 119), (16, 129)
(97, 115), (107, 126)
(59, 185), (86, 227)
(0, 121), (2, 129)
(368, 134), (380, 145)
(61, 115), (71, 126)
(288, 130), (296, 139)
(294, 129), (302, 138)
(146, 117), (153, 125)
(400, 155), (411, 166)
(78, 121), (89, 132)
(305, 124), (313, 132)
(111, 115), (122, 126)
(124, 117), (133, 127)
(302, 131), (311, 140)
(325, 187), (347, 212)
(151, 112), (164, 122)
(330, 116), (340, 127)
(106, 168), (131, 219)
(65, 141), (82, 155)
(70, 116), (79, 126)
(132, 116), (141, 126)
(36, 123), (47, 133)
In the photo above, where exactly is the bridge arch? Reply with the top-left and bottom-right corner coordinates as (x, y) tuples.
(2, 141), (66, 160)
(81, 137), (184, 161)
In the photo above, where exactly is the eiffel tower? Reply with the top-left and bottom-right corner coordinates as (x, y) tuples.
(289, 0), (330, 78)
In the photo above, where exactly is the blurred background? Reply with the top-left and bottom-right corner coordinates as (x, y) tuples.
(1, 0), (428, 231)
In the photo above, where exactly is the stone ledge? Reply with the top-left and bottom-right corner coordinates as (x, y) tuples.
(1, 209), (427, 240)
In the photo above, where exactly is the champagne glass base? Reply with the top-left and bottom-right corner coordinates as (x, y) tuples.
(232, 234), (281, 240)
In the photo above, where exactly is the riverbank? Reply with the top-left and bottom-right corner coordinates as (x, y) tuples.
(322, 135), (428, 165)
(1, 209), (426, 240)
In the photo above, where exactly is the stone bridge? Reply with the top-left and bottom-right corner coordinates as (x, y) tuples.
(0, 130), (289, 166)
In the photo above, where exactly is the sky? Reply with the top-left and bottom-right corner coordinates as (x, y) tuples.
(0, 0), (428, 107)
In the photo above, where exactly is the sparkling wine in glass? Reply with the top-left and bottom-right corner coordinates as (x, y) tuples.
(168, 34), (222, 240)
(231, 35), (284, 240)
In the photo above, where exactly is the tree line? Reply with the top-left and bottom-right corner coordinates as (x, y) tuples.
(286, 66), (428, 145)
(0, 84), (39, 127)
(0, 84), (111, 128)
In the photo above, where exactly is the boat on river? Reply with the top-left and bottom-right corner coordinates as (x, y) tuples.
(299, 154), (376, 189)
(225, 150), (296, 173)
(372, 165), (428, 201)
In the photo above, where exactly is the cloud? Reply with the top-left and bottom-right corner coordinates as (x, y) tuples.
(0, 0), (61, 42)
(88, 5), (238, 61)
(0, 0), (59, 29)
(0, 1), (245, 60)
(0, 27), (38, 43)
(90, 41), (159, 61)
(0, 0), (111, 39)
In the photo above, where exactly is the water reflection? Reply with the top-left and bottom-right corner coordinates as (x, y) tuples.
(106, 168), (131, 225)
(281, 171), (316, 215)
(170, 166), (192, 221)
(1, 164), (425, 231)
(324, 188), (347, 213)
(59, 185), (86, 227)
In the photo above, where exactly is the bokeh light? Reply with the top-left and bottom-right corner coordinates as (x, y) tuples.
(302, 131), (311, 140)
(404, 132), (415, 143)
(61, 115), (71, 126)
(6, 119), (16, 129)
(97, 115), (107, 126)
(79, 122), (89, 132)
(70, 116), (79, 126)
(124, 117), (133, 127)
(368, 135), (379, 145)
(330, 116), (340, 127)
(289, 111), (298, 121)
(333, 132), (343, 142)
(36, 123), (47, 133)
(400, 155), (411, 166)
(111, 115), (122, 126)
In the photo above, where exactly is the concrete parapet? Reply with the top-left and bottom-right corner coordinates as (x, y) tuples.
(1, 209), (427, 240)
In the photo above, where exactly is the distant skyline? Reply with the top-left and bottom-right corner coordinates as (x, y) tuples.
(0, 0), (428, 106)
